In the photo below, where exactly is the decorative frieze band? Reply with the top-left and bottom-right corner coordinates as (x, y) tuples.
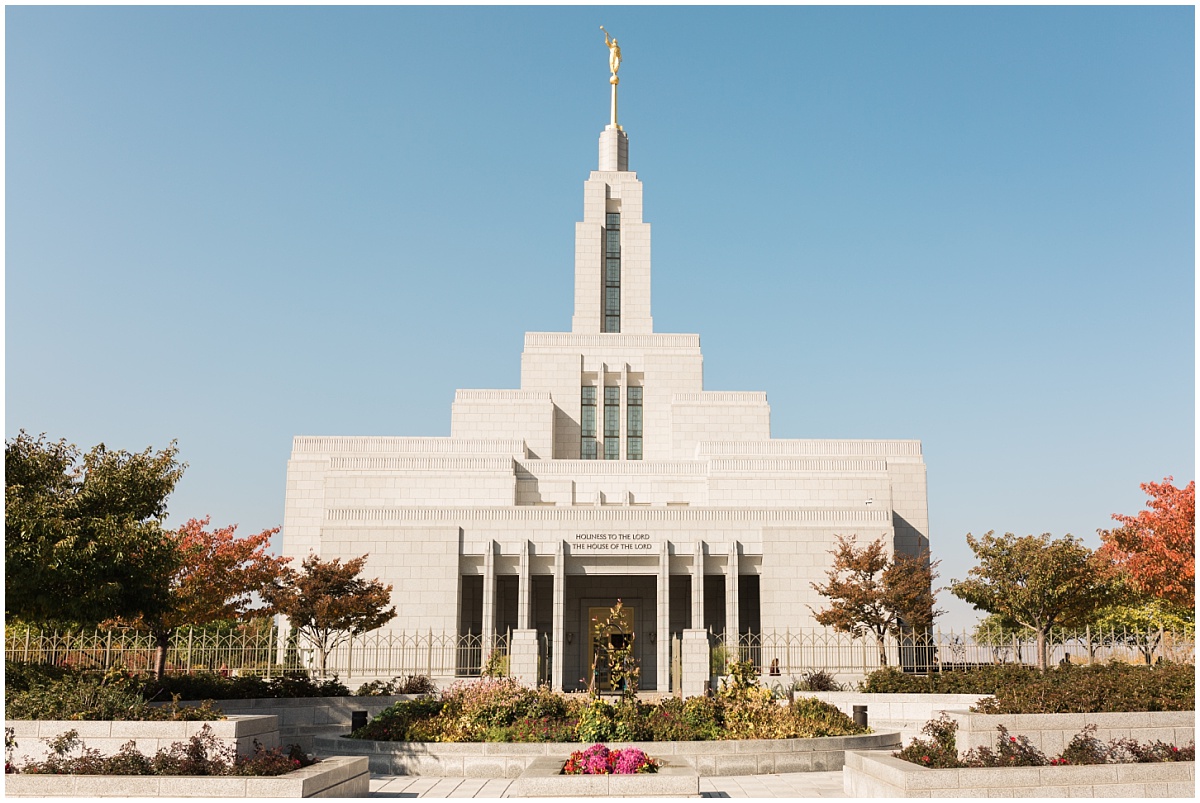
(523, 332), (700, 350)
(516, 460), (707, 477)
(453, 390), (553, 402)
(324, 506), (891, 526)
(707, 458), (888, 473)
(697, 439), (923, 458)
(672, 392), (768, 404)
(329, 456), (517, 472)
(292, 436), (527, 456)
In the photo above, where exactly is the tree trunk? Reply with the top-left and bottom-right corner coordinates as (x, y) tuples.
(876, 635), (888, 667)
(1035, 628), (1048, 671)
(154, 629), (172, 680)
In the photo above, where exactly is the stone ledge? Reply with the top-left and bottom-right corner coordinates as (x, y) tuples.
(3, 755), (369, 798)
(842, 749), (1195, 798)
(508, 755), (699, 797)
(314, 731), (902, 777)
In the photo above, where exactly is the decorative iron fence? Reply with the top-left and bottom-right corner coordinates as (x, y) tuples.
(4, 622), (511, 680)
(713, 626), (1195, 678)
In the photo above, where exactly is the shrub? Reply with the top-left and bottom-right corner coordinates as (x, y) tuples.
(789, 696), (865, 737)
(5, 671), (224, 722)
(612, 697), (651, 742)
(354, 675), (437, 696)
(575, 697), (615, 743)
(796, 669), (845, 692)
(973, 662), (1195, 714)
(142, 672), (351, 701)
(893, 713), (961, 769)
(961, 726), (1048, 767)
(350, 697), (444, 741)
(896, 717), (1197, 769)
(13, 725), (316, 777)
(861, 662), (1195, 714)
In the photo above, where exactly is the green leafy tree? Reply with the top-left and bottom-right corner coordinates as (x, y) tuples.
(951, 532), (1120, 670)
(810, 535), (942, 666)
(1090, 598), (1195, 665)
(5, 432), (184, 625)
(971, 613), (1032, 664)
(262, 554), (396, 677)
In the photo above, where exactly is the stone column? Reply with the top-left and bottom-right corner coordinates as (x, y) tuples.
(681, 540), (709, 697)
(656, 543), (670, 692)
(551, 539), (566, 691)
(481, 540), (496, 654)
(510, 540), (539, 686)
(725, 541), (740, 654)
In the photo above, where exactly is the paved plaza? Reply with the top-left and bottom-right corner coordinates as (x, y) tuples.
(369, 770), (848, 798)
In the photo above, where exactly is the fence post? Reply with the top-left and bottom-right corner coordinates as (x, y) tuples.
(428, 629), (434, 679)
(24, 627), (31, 664)
(105, 630), (113, 670)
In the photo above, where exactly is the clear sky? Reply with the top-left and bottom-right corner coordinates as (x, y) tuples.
(6, 5), (1195, 630)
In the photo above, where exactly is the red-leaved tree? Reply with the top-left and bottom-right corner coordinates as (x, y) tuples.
(140, 517), (289, 678)
(1098, 477), (1195, 612)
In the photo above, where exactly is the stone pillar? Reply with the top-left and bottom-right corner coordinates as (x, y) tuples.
(681, 540), (709, 697)
(551, 539), (566, 691)
(656, 543), (670, 692)
(726, 541), (740, 653)
(481, 540), (496, 653)
(510, 540), (538, 685)
(518, 540), (531, 630)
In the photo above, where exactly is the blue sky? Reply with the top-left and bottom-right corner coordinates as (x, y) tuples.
(6, 6), (1194, 630)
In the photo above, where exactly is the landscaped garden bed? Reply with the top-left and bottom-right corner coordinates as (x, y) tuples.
(841, 713), (1197, 798)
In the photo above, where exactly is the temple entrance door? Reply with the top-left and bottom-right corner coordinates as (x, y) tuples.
(586, 605), (634, 692)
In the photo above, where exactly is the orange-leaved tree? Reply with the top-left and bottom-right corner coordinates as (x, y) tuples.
(140, 517), (288, 678)
(1098, 477), (1195, 612)
(262, 554), (396, 678)
(810, 535), (941, 666)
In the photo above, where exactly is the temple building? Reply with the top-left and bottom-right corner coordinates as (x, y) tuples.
(281, 50), (929, 693)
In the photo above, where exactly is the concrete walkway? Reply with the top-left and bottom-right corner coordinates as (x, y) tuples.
(370, 770), (848, 798)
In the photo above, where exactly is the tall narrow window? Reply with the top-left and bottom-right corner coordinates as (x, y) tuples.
(604, 212), (621, 333)
(627, 386), (643, 460)
(603, 386), (620, 460)
(581, 386), (597, 460)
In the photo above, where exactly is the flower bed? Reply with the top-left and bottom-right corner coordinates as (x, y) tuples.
(511, 755), (697, 797)
(563, 743), (659, 774)
(4, 755), (369, 798)
(893, 714), (1195, 769)
(844, 749), (1195, 798)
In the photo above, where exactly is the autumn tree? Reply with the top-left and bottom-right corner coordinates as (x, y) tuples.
(810, 535), (941, 665)
(951, 532), (1120, 670)
(135, 517), (289, 678)
(262, 554), (396, 677)
(5, 431), (184, 625)
(1098, 477), (1195, 612)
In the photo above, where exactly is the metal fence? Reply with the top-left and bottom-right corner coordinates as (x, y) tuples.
(714, 626), (1195, 678)
(4, 622), (511, 681)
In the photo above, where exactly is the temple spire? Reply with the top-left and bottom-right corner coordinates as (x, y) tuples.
(598, 27), (628, 171)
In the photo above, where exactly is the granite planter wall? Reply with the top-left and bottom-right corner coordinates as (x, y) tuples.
(5, 715), (279, 766)
(313, 731), (902, 777)
(948, 710), (1195, 759)
(842, 749), (1195, 798)
(165, 695), (410, 753)
(510, 756), (699, 797)
(801, 692), (993, 741)
(3, 755), (370, 798)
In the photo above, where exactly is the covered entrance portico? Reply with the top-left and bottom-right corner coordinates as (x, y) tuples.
(461, 536), (759, 693)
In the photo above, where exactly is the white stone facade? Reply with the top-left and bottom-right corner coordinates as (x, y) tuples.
(282, 117), (929, 692)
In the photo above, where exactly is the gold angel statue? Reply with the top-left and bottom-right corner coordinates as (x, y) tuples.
(601, 26), (621, 77)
